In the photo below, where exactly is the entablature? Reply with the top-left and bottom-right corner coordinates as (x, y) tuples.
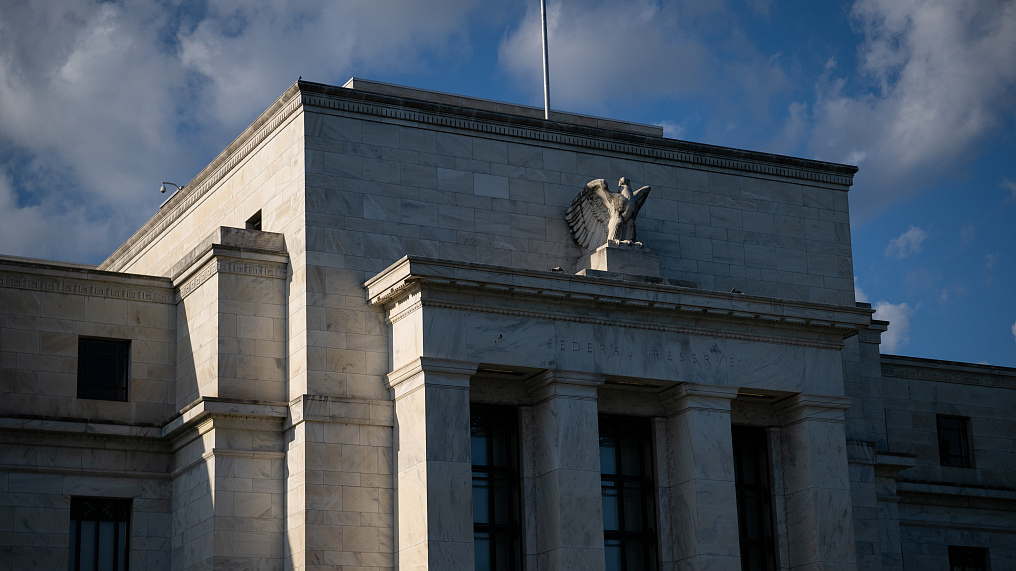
(365, 256), (873, 343)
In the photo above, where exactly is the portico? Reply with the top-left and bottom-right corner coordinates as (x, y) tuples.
(367, 255), (869, 571)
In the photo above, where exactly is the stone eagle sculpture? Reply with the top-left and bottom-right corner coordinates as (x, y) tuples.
(566, 177), (652, 251)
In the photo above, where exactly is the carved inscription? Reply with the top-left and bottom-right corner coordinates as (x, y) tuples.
(549, 338), (738, 368)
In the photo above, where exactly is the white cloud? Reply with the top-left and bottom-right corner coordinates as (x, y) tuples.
(854, 277), (869, 303)
(656, 121), (686, 139)
(884, 225), (927, 258)
(985, 253), (997, 271)
(1011, 320), (1016, 346)
(858, 278), (916, 352)
(177, 0), (487, 129)
(0, 0), (488, 262)
(806, 0), (1016, 219)
(873, 300), (915, 353)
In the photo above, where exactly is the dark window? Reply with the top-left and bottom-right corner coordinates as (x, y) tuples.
(599, 415), (656, 571)
(246, 210), (262, 231)
(471, 405), (522, 571)
(937, 415), (973, 468)
(69, 497), (131, 571)
(949, 546), (990, 571)
(732, 425), (779, 571)
(77, 338), (130, 401)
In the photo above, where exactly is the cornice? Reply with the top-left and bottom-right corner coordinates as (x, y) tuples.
(161, 397), (289, 442)
(300, 81), (858, 187)
(286, 394), (393, 429)
(365, 257), (873, 344)
(880, 355), (1016, 389)
(99, 83), (304, 273)
(385, 357), (478, 400)
(0, 264), (175, 304)
(174, 245), (289, 302)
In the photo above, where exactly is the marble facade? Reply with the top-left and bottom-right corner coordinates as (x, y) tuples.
(1, 78), (1013, 571)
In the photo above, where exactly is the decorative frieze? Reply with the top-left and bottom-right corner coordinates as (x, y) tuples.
(859, 331), (882, 344)
(881, 363), (1016, 390)
(176, 258), (288, 301)
(302, 91), (856, 187)
(0, 270), (174, 303)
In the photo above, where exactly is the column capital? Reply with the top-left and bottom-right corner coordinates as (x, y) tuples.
(526, 369), (604, 403)
(775, 393), (852, 425)
(660, 383), (739, 416)
(385, 357), (478, 399)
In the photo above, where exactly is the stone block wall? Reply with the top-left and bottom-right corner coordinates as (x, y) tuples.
(169, 410), (286, 571)
(302, 103), (855, 307)
(0, 431), (172, 571)
(176, 262), (219, 409)
(879, 356), (1016, 570)
(880, 357), (1016, 479)
(285, 395), (394, 571)
(0, 259), (177, 425)
(176, 255), (289, 407)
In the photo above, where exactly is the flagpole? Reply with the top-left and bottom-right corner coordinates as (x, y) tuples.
(541, 0), (551, 120)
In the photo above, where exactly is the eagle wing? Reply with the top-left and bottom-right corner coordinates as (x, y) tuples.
(566, 179), (613, 251)
(630, 185), (651, 218)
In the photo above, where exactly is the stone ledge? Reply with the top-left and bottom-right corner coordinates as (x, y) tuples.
(162, 397), (289, 440)
(365, 256), (873, 335)
(315, 79), (858, 183)
(0, 262), (175, 304)
(897, 480), (1016, 502)
(880, 354), (1016, 389)
(169, 226), (287, 282)
(575, 268), (700, 289)
(344, 77), (665, 137)
(286, 394), (393, 428)
(0, 462), (172, 480)
(0, 415), (163, 437)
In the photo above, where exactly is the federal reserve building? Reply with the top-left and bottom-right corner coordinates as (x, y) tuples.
(1, 79), (1013, 571)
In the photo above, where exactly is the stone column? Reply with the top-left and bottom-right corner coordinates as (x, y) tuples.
(777, 394), (858, 571)
(526, 370), (606, 571)
(659, 383), (741, 571)
(387, 357), (477, 571)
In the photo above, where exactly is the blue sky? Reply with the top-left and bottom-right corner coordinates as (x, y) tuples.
(1, 0), (1014, 365)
